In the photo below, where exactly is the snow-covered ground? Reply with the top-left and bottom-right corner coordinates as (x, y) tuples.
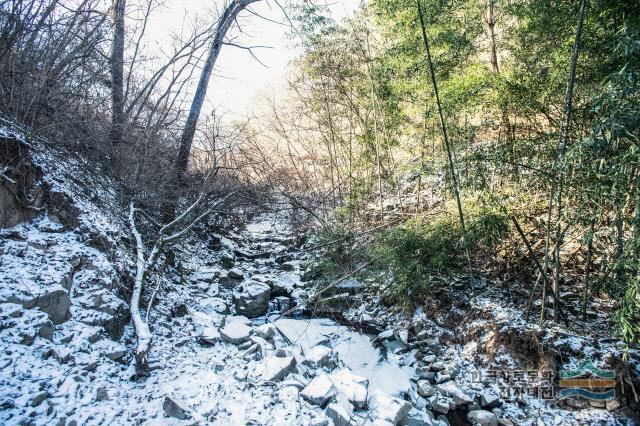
(1, 122), (637, 425)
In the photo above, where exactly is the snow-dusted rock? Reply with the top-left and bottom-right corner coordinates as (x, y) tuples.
(436, 380), (473, 405)
(6, 287), (70, 325)
(378, 329), (395, 340)
(220, 321), (252, 344)
(198, 326), (220, 344)
(191, 267), (220, 283)
(479, 389), (500, 408)
(467, 410), (498, 426)
(254, 323), (277, 340)
(330, 369), (369, 409)
(325, 402), (353, 426)
(302, 345), (335, 369)
(369, 390), (412, 425)
(417, 380), (434, 397)
(400, 408), (436, 426)
(301, 373), (336, 406)
(227, 267), (244, 279)
(262, 355), (297, 381)
(93, 339), (126, 361)
(398, 330), (409, 345)
(198, 297), (228, 315)
(430, 397), (449, 414)
(232, 281), (271, 317)
(163, 396), (191, 420)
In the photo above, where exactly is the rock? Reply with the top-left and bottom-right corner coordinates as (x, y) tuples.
(400, 408), (436, 426)
(431, 398), (449, 414)
(95, 387), (109, 401)
(220, 252), (235, 268)
(198, 326), (220, 344)
(9, 288), (71, 324)
(302, 345), (336, 370)
(369, 390), (412, 425)
(467, 410), (498, 426)
(417, 380), (434, 397)
(198, 298), (227, 315)
(282, 378), (306, 391)
(163, 396), (191, 420)
(220, 321), (252, 344)
(479, 389), (500, 408)
(232, 281), (271, 318)
(330, 369), (369, 409)
(274, 296), (291, 313)
(281, 261), (296, 271)
(227, 268), (244, 279)
(30, 392), (48, 407)
(254, 323), (277, 340)
(192, 268), (220, 283)
(436, 381), (473, 405)
(301, 374), (336, 406)
(378, 329), (395, 340)
(398, 330), (409, 345)
(262, 355), (297, 381)
(93, 339), (127, 361)
(38, 319), (55, 341)
(325, 402), (353, 426)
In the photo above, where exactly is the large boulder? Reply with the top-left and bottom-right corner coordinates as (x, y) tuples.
(232, 281), (271, 318)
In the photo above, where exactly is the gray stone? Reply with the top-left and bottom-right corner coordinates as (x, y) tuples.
(93, 339), (126, 361)
(369, 390), (412, 424)
(467, 410), (498, 426)
(227, 268), (244, 279)
(480, 389), (500, 408)
(30, 392), (48, 407)
(254, 323), (276, 340)
(417, 380), (434, 397)
(301, 374), (336, 406)
(262, 355), (297, 381)
(400, 408), (436, 426)
(302, 345), (335, 370)
(431, 398), (449, 414)
(163, 396), (191, 420)
(9, 288), (70, 324)
(198, 326), (220, 344)
(325, 402), (353, 426)
(232, 281), (271, 318)
(220, 321), (252, 344)
(436, 381), (473, 405)
(95, 387), (109, 401)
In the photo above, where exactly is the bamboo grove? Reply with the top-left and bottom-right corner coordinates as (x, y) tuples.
(264, 0), (640, 344)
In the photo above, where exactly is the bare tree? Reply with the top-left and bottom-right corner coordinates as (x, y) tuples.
(174, 0), (262, 183)
(110, 0), (126, 145)
(128, 190), (232, 375)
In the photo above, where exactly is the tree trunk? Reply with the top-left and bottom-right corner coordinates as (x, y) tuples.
(110, 0), (126, 145)
(551, 0), (588, 320)
(174, 0), (261, 181)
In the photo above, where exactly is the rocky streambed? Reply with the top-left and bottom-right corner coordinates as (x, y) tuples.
(1, 207), (636, 426)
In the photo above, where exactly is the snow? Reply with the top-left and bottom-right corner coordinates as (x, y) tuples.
(274, 317), (414, 397)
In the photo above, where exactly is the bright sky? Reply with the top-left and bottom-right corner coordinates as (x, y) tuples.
(144, 0), (361, 119)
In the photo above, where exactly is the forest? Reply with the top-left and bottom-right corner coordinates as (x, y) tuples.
(0, 0), (639, 425)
